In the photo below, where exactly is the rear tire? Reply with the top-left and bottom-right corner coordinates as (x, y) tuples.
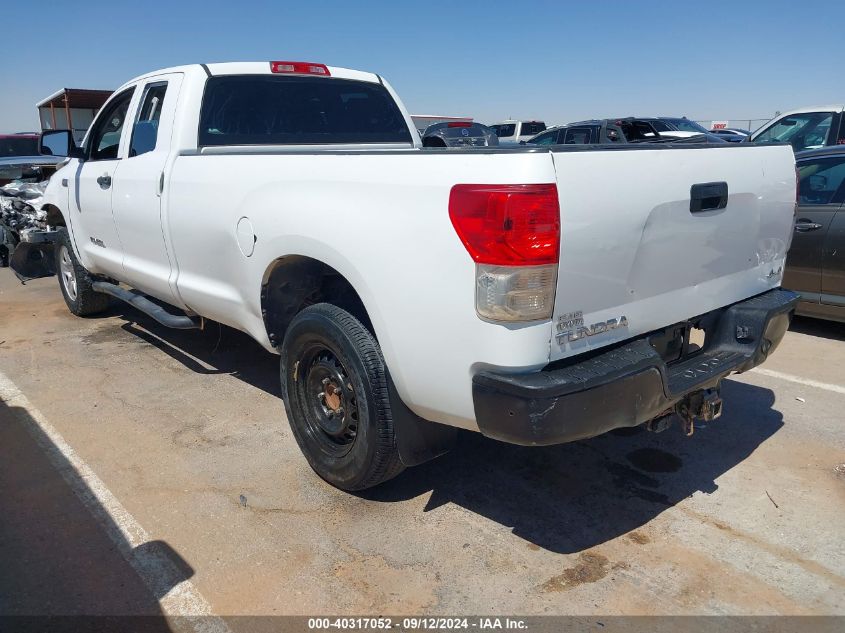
(280, 303), (404, 491)
(55, 228), (111, 316)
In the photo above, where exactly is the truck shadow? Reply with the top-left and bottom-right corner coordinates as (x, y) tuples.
(104, 308), (783, 555)
(0, 396), (191, 627)
(104, 305), (281, 397)
(790, 315), (845, 341)
(360, 379), (782, 554)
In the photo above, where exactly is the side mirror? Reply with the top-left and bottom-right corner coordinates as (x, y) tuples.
(40, 129), (85, 160)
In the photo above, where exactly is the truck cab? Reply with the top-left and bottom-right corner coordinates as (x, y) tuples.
(488, 120), (546, 145)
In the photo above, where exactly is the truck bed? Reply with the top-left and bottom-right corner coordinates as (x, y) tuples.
(165, 141), (795, 429)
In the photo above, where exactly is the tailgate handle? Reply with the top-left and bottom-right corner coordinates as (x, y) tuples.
(690, 182), (728, 213)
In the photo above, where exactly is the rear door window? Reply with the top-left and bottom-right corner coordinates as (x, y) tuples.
(491, 124), (515, 138)
(797, 156), (845, 205)
(563, 127), (592, 144)
(520, 121), (546, 137)
(199, 75), (412, 146)
(129, 82), (167, 157)
(620, 121), (659, 141)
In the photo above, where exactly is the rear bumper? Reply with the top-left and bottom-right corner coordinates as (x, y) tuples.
(472, 288), (799, 446)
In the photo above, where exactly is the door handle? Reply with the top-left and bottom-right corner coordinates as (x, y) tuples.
(690, 181), (728, 213)
(794, 220), (822, 232)
(96, 174), (112, 189)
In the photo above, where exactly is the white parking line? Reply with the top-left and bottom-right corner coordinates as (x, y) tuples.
(750, 367), (845, 395)
(0, 371), (231, 633)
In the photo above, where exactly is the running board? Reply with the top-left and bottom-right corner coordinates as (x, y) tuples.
(92, 282), (202, 330)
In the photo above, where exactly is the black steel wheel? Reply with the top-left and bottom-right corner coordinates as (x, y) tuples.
(280, 303), (404, 490)
(300, 346), (360, 456)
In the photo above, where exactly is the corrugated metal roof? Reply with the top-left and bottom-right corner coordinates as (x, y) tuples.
(36, 88), (114, 109)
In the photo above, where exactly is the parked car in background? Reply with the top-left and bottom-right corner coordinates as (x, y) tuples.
(1, 131), (68, 268)
(784, 146), (845, 323)
(421, 121), (498, 147)
(526, 118), (721, 145)
(653, 117), (709, 134)
(748, 105), (844, 152)
(0, 133), (39, 157)
(712, 127), (750, 136)
(0, 133), (67, 186)
(526, 123), (604, 145)
(0, 155), (65, 187)
(644, 118), (728, 143)
(709, 128), (749, 142)
(488, 120), (546, 145)
(411, 115), (473, 136)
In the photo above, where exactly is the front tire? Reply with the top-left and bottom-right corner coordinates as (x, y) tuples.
(280, 303), (404, 491)
(55, 228), (111, 316)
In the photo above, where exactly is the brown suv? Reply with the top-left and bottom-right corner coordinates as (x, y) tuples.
(785, 146), (845, 322)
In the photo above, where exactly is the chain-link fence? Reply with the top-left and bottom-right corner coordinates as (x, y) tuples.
(693, 118), (772, 132)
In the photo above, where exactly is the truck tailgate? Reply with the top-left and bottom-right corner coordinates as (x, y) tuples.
(549, 144), (796, 361)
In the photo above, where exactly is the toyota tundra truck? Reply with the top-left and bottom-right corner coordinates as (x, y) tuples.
(26, 61), (799, 491)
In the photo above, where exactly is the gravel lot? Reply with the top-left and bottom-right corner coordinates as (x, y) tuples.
(1, 271), (843, 622)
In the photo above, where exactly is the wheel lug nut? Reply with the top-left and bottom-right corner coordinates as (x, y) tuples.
(322, 377), (331, 386)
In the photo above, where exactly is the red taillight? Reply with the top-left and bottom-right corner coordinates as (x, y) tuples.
(447, 122), (472, 128)
(270, 61), (330, 76)
(449, 184), (560, 266)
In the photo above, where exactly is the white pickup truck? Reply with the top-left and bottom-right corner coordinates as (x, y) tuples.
(29, 60), (799, 491)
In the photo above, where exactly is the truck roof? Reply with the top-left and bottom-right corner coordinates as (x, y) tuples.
(116, 62), (381, 93)
(777, 104), (845, 116)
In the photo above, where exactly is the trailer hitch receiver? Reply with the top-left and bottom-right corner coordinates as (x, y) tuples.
(675, 387), (723, 436)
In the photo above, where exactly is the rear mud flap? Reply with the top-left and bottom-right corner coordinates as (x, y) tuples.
(10, 242), (55, 282)
(387, 372), (457, 466)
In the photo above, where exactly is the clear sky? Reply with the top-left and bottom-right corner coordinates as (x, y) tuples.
(1, 0), (841, 132)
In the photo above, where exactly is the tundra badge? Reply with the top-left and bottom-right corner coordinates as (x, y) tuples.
(556, 311), (629, 344)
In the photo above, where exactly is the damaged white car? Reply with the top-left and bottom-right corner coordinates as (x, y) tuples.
(0, 178), (58, 276)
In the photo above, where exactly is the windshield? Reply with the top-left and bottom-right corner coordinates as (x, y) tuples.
(0, 136), (39, 157)
(662, 118), (709, 133)
(751, 111), (834, 151)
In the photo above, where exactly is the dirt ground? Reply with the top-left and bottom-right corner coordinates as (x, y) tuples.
(1, 271), (843, 622)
